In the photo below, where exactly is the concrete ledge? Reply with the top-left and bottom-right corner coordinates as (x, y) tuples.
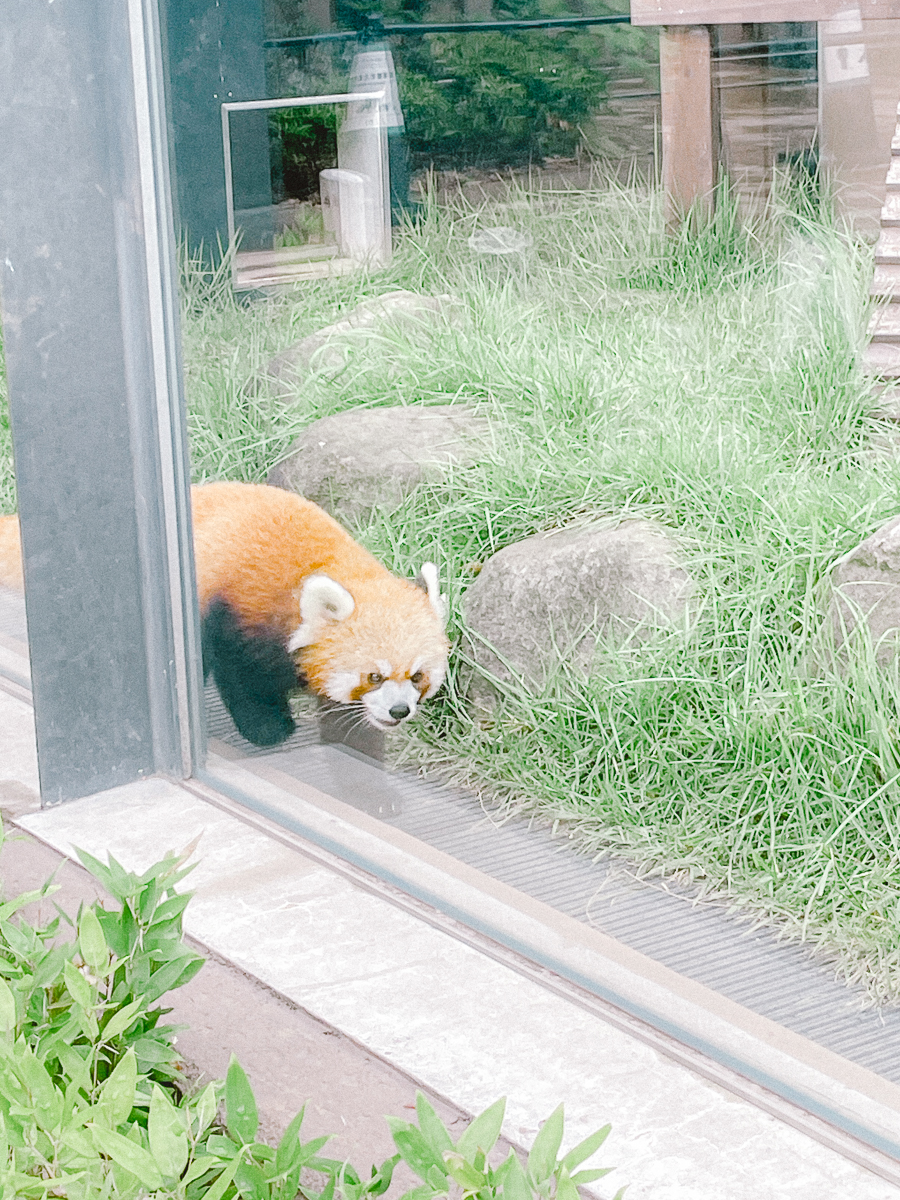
(197, 750), (900, 1175)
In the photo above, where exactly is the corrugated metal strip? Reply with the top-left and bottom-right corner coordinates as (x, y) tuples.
(202, 690), (900, 1087)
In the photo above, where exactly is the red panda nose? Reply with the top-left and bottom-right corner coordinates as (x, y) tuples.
(389, 704), (411, 721)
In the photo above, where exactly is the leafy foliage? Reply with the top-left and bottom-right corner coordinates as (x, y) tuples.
(269, 2), (657, 177)
(386, 1093), (625, 1200)
(0, 832), (624, 1197)
(395, 29), (608, 168)
(270, 107), (340, 205)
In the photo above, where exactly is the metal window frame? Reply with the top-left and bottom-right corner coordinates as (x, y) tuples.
(0, 0), (204, 803)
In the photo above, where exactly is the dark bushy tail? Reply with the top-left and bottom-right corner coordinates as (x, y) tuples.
(201, 597), (298, 747)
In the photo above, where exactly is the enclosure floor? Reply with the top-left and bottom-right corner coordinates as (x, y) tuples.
(207, 684), (900, 1091)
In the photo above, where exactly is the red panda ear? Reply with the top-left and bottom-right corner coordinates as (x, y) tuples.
(415, 561), (447, 625)
(288, 574), (354, 652)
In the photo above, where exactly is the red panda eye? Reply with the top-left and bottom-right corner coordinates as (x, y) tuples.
(410, 671), (424, 685)
(368, 672), (383, 685)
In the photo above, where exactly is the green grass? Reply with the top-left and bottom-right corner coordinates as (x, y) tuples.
(6, 172), (900, 1001)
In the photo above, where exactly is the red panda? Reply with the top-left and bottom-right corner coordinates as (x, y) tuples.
(0, 482), (449, 748)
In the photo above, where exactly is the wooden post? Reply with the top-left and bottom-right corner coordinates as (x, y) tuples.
(659, 24), (716, 227)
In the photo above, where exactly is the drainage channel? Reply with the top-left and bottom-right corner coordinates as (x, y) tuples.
(4, 582), (900, 1176)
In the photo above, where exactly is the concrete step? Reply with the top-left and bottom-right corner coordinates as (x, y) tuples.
(868, 306), (900, 342)
(875, 228), (900, 264)
(871, 264), (900, 300)
(861, 341), (900, 377)
(881, 193), (900, 225)
(888, 158), (900, 191)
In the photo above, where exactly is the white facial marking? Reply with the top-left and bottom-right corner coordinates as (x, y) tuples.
(375, 660), (392, 678)
(362, 679), (420, 728)
(325, 669), (359, 704)
(409, 656), (425, 676)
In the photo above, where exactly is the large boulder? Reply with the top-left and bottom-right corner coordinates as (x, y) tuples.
(264, 290), (464, 385)
(267, 404), (491, 523)
(461, 519), (694, 694)
(829, 514), (900, 661)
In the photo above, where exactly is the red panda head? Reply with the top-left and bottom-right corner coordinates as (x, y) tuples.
(288, 563), (449, 730)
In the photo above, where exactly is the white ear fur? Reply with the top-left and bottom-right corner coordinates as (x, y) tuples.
(288, 574), (354, 652)
(417, 561), (447, 625)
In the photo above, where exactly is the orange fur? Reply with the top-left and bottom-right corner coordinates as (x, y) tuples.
(192, 482), (448, 702)
(0, 514), (24, 591)
(0, 484), (449, 717)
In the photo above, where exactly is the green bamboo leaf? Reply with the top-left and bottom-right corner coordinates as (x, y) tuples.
(202, 1145), (245, 1200)
(101, 997), (144, 1042)
(559, 1123), (611, 1172)
(0, 976), (16, 1032)
(274, 1106), (307, 1174)
(553, 1163), (579, 1200)
(235, 1158), (270, 1199)
(386, 1120), (447, 1182)
(78, 908), (109, 973)
(363, 1153), (400, 1197)
(0, 887), (55, 922)
(442, 1151), (485, 1190)
(568, 1168), (612, 1184)
(415, 1091), (454, 1155)
(55, 1043), (92, 1095)
(190, 1081), (219, 1139)
(97, 1048), (137, 1127)
(497, 1150), (532, 1200)
(181, 1153), (222, 1185)
(16, 1045), (62, 1130)
(206, 1132), (239, 1158)
(148, 1083), (189, 1180)
(141, 949), (205, 1004)
(225, 1055), (258, 1145)
(455, 1097), (506, 1159)
(89, 1122), (164, 1190)
(73, 848), (116, 895)
(395, 1186), (433, 1200)
(527, 1104), (564, 1185)
(149, 891), (192, 926)
(63, 958), (95, 1011)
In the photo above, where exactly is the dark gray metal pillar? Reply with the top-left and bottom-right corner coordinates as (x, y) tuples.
(0, 0), (204, 803)
(162, 0), (274, 257)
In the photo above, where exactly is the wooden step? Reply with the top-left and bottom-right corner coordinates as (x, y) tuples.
(861, 341), (900, 377)
(871, 264), (900, 300)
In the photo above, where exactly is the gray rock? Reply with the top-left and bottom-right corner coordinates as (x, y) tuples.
(461, 519), (694, 695)
(264, 290), (464, 384)
(267, 404), (491, 523)
(829, 514), (900, 661)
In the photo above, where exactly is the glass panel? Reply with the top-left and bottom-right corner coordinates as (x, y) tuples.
(224, 95), (390, 290)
